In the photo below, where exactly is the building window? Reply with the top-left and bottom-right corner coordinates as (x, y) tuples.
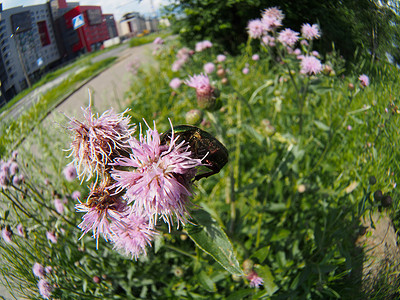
(37, 21), (50, 46)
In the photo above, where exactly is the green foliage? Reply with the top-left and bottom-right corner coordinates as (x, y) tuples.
(128, 30), (172, 48)
(1, 16), (400, 299)
(165, 0), (400, 62)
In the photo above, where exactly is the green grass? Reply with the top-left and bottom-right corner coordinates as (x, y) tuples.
(1, 31), (399, 299)
(128, 30), (172, 48)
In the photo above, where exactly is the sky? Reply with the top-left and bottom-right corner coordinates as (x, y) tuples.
(1, 0), (171, 20)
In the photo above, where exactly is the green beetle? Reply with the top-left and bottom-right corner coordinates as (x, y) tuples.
(160, 125), (229, 181)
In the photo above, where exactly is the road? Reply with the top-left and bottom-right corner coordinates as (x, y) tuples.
(0, 42), (131, 123)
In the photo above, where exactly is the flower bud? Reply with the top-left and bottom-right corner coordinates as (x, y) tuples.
(93, 276), (101, 283)
(348, 83), (354, 91)
(373, 190), (383, 202)
(216, 68), (226, 78)
(242, 259), (254, 274)
(185, 109), (203, 126)
(369, 176), (377, 185)
(381, 195), (392, 207)
(221, 78), (229, 85)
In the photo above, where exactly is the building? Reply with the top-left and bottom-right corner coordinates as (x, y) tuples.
(104, 14), (118, 39)
(62, 5), (110, 54)
(0, 3), (60, 101)
(119, 12), (146, 38)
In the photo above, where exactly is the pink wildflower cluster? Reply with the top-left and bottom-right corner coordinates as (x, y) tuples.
(0, 152), (24, 188)
(358, 74), (370, 87)
(172, 47), (194, 71)
(195, 40), (213, 52)
(32, 262), (54, 298)
(247, 7), (283, 39)
(67, 106), (205, 259)
(153, 37), (164, 45)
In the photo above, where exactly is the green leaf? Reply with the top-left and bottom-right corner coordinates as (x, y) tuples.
(226, 289), (254, 300)
(185, 209), (244, 276)
(198, 271), (216, 292)
(256, 265), (278, 296)
(314, 120), (330, 131)
(250, 246), (270, 264)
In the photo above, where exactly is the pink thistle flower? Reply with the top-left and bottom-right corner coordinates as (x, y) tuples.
(1, 227), (12, 244)
(111, 122), (204, 228)
(16, 224), (24, 237)
(9, 162), (18, 176)
(300, 55), (323, 75)
(217, 54), (226, 62)
(203, 62), (215, 74)
(252, 54), (260, 61)
(195, 40), (212, 52)
(262, 7), (284, 23)
(54, 198), (66, 214)
(247, 271), (264, 288)
(63, 165), (77, 182)
(46, 231), (57, 244)
(71, 190), (81, 200)
(301, 23), (321, 40)
(247, 19), (264, 39)
(293, 48), (302, 56)
(33, 262), (45, 278)
(278, 28), (299, 47)
(300, 39), (309, 46)
(11, 151), (18, 160)
(12, 174), (24, 185)
(66, 105), (135, 181)
(347, 125), (352, 131)
(262, 35), (275, 47)
(171, 59), (184, 72)
(111, 212), (158, 260)
(242, 67), (249, 74)
(76, 180), (128, 244)
(359, 74), (369, 87)
(1, 171), (10, 188)
(153, 37), (164, 45)
(177, 47), (192, 60)
(45, 266), (53, 274)
(169, 78), (182, 90)
(38, 279), (53, 299)
(185, 74), (217, 110)
(311, 50), (320, 57)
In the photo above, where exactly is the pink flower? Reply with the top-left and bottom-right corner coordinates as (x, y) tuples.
(311, 50), (320, 57)
(172, 59), (184, 72)
(153, 37), (164, 45)
(262, 35), (275, 47)
(247, 19), (264, 39)
(169, 78), (182, 90)
(261, 7), (284, 30)
(252, 54), (260, 61)
(300, 56), (323, 75)
(9, 162), (18, 176)
(185, 74), (217, 109)
(54, 198), (66, 214)
(247, 271), (264, 288)
(16, 224), (24, 237)
(195, 40), (213, 52)
(71, 190), (81, 200)
(33, 262), (45, 278)
(359, 74), (369, 87)
(76, 180), (128, 243)
(347, 125), (352, 131)
(45, 266), (53, 274)
(46, 231), (57, 244)
(12, 174), (24, 185)
(11, 151), (18, 160)
(203, 62), (215, 74)
(1, 227), (12, 244)
(67, 105), (135, 181)
(38, 279), (53, 299)
(278, 28), (299, 47)
(111, 122), (203, 228)
(242, 67), (249, 74)
(301, 23), (321, 40)
(111, 212), (158, 260)
(63, 165), (77, 182)
(217, 54), (226, 62)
